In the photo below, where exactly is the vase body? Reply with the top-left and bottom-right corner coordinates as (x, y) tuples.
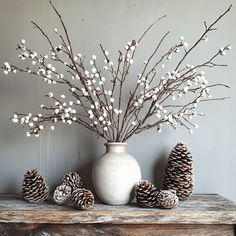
(92, 142), (141, 205)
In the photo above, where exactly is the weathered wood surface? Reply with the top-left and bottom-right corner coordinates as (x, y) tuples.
(0, 223), (234, 236)
(0, 194), (236, 225)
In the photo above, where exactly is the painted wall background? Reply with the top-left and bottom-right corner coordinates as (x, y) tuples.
(0, 0), (235, 202)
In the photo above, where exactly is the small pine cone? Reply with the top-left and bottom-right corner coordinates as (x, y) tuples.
(53, 184), (72, 205)
(71, 188), (94, 210)
(62, 172), (82, 193)
(156, 190), (179, 209)
(135, 180), (158, 208)
(22, 169), (49, 203)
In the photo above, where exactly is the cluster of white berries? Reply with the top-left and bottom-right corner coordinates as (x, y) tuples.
(153, 105), (201, 134)
(164, 37), (186, 62)
(6, 39), (84, 87)
(219, 45), (231, 56)
(11, 91), (80, 136)
(133, 36), (195, 103)
(3, 39), (63, 86)
(40, 63), (58, 85)
(133, 62), (216, 134)
(124, 53), (134, 64)
(134, 78), (168, 107)
(104, 56), (114, 67)
(19, 51), (38, 61)
(79, 55), (114, 96)
(167, 70), (181, 80)
(137, 74), (149, 86)
(125, 40), (138, 51)
(54, 44), (63, 53)
(17, 39), (39, 62)
(180, 36), (189, 48)
(71, 52), (82, 63)
(88, 100), (122, 132)
(3, 62), (16, 75)
(50, 93), (77, 125)
(11, 113), (44, 137)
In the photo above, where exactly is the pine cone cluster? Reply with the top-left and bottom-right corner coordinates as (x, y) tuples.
(135, 180), (179, 209)
(22, 169), (49, 203)
(53, 184), (72, 205)
(21, 169), (94, 210)
(72, 188), (94, 210)
(53, 171), (94, 210)
(156, 190), (179, 209)
(163, 142), (193, 200)
(136, 180), (157, 208)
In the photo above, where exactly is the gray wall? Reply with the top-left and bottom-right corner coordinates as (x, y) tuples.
(0, 0), (235, 202)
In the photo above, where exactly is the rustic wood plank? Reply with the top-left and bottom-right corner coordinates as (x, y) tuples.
(0, 194), (236, 225)
(0, 223), (234, 236)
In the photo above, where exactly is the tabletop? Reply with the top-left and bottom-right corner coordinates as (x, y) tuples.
(0, 194), (236, 225)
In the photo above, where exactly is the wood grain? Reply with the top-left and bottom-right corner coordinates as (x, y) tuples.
(0, 194), (236, 235)
(0, 194), (236, 225)
(0, 223), (234, 236)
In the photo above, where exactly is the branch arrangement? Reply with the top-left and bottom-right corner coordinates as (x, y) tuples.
(1, 2), (232, 142)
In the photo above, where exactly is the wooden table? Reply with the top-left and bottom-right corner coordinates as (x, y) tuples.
(0, 194), (236, 236)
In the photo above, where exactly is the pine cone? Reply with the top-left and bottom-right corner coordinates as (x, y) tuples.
(156, 190), (179, 209)
(135, 180), (158, 208)
(163, 142), (193, 200)
(53, 184), (72, 205)
(71, 188), (94, 210)
(22, 169), (49, 203)
(62, 172), (82, 193)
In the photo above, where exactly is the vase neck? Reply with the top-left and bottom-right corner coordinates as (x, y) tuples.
(105, 143), (127, 153)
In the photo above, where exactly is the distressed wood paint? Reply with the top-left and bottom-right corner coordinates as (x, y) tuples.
(0, 194), (235, 235)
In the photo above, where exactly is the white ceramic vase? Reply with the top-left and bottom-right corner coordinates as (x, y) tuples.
(92, 142), (141, 205)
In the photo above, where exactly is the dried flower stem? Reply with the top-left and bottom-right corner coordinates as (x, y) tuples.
(1, 3), (231, 141)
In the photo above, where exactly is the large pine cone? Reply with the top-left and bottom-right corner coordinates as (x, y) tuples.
(163, 142), (193, 200)
(53, 184), (72, 205)
(135, 180), (158, 208)
(156, 190), (179, 209)
(62, 172), (82, 193)
(22, 169), (49, 203)
(71, 188), (94, 210)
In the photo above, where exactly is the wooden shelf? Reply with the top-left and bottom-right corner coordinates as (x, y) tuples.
(0, 194), (236, 235)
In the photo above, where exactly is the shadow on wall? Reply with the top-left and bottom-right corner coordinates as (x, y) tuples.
(50, 157), (97, 197)
(77, 154), (96, 193)
(153, 151), (169, 190)
(76, 137), (99, 199)
(43, 126), (100, 197)
(2, 181), (18, 195)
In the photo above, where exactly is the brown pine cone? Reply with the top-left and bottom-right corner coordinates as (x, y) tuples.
(135, 180), (158, 208)
(62, 171), (82, 193)
(71, 188), (94, 210)
(22, 169), (49, 203)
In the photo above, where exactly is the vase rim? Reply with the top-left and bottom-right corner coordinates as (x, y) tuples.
(105, 142), (127, 146)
